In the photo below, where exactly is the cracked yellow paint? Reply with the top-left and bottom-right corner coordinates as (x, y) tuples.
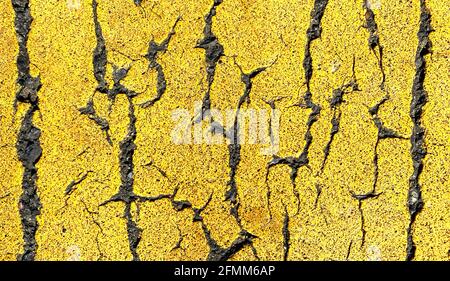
(1, 0), (449, 261)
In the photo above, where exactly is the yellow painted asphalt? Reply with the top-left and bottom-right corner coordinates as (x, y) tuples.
(0, 0), (449, 261)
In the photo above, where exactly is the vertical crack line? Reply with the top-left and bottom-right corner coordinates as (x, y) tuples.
(320, 108), (340, 172)
(227, 60), (274, 227)
(350, 95), (406, 248)
(140, 17), (181, 108)
(262, 98), (284, 220)
(119, 99), (140, 261)
(350, 174), (377, 248)
(350, 191), (381, 248)
(92, 0), (108, 93)
(12, 0), (43, 262)
(266, 0), (328, 216)
(319, 61), (359, 174)
(264, 172), (273, 220)
(362, 0), (385, 90)
(361, 0), (404, 208)
(299, 0), (329, 165)
(372, 138), (380, 193)
(79, 0), (111, 144)
(17, 108), (42, 261)
(88, 1), (142, 259)
(304, 0), (328, 91)
(346, 240), (353, 260)
(357, 200), (366, 247)
(222, 60), (274, 261)
(349, 10), (408, 244)
(368, 96), (406, 194)
(195, 0), (224, 121)
(406, 0), (432, 261)
(170, 226), (184, 252)
(282, 205), (290, 261)
(99, 98), (143, 261)
(350, 193), (378, 248)
(313, 183), (322, 209)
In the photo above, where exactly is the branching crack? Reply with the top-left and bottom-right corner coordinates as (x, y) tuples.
(139, 17), (181, 108)
(262, 97), (285, 219)
(266, 0), (329, 216)
(167, 182), (260, 260)
(79, 100), (112, 145)
(346, 0), (413, 250)
(350, 96), (407, 248)
(226, 59), (275, 228)
(195, 0), (224, 122)
(320, 58), (359, 173)
(194, 193), (257, 261)
(166, 192), (258, 261)
(82, 0), (181, 261)
(170, 225), (186, 252)
(202, 223), (257, 261)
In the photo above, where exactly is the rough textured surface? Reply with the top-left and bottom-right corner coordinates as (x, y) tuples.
(0, 0), (449, 261)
